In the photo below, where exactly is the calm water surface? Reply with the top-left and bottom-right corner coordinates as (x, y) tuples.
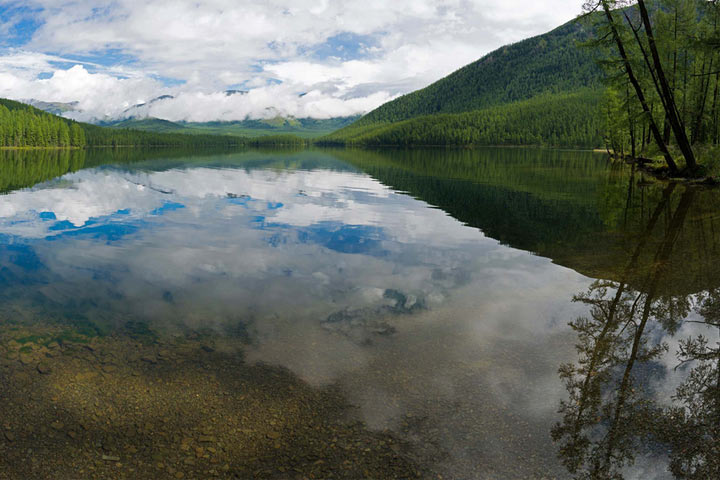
(1, 147), (718, 479)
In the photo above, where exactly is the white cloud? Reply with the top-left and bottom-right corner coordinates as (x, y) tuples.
(140, 87), (396, 121)
(0, 1), (583, 120)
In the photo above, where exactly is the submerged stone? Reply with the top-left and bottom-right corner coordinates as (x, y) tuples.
(36, 362), (52, 374)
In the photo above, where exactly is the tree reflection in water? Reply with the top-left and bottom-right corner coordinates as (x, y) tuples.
(553, 182), (719, 479)
(658, 290), (720, 479)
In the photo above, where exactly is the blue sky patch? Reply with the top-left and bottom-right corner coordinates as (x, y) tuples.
(0, 243), (44, 272)
(300, 223), (385, 254)
(47, 223), (140, 244)
(0, 5), (43, 47)
(43, 209), (144, 243)
(58, 48), (138, 69)
(306, 32), (380, 61)
(48, 220), (78, 232)
(263, 221), (387, 255)
(150, 201), (185, 216)
(38, 48), (145, 78)
(227, 195), (253, 206)
(149, 74), (186, 87)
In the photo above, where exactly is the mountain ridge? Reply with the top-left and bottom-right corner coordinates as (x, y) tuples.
(322, 17), (605, 147)
(101, 115), (360, 139)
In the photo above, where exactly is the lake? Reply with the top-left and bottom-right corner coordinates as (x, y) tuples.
(1, 147), (718, 479)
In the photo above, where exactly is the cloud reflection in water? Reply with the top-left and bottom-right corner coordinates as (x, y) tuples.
(0, 159), (593, 478)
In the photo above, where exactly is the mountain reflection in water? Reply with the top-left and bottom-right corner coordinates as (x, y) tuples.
(0, 147), (718, 479)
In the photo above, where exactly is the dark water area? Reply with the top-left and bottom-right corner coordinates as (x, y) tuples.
(0, 147), (718, 479)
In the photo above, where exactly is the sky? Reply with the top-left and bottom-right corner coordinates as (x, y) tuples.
(0, 1), (581, 122)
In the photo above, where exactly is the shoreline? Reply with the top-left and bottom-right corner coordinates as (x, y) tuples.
(619, 155), (719, 186)
(1, 143), (604, 154)
(0, 146), (83, 151)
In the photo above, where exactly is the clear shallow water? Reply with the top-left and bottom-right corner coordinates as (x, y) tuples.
(1, 147), (719, 479)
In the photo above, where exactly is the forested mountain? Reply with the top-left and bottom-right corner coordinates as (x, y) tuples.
(323, 90), (604, 147)
(105, 118), (190, 134)
(322, 18), (604, 147)
(80, 123), (242, 147)
(0, 98), (242, 148)
(1, 99), (86, 147)
(325, 0), (720, 157)
(360, 20), (602, 125)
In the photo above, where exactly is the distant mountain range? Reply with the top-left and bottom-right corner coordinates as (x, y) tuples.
(23, 93), (357, 139)
(120, 90), (248, 116)
(99, 115), (360, 139)
(26, 99), (81, 116)
(23, 90), (360, 138)
(123, 94), (176, 114)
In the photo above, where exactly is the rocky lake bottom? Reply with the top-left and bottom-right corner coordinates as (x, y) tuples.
(0, 324), (424, 480)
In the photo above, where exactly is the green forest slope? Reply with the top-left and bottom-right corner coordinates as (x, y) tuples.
(322, 18), (605, 147)
(323, 90), (604, 147)
(0, 98), (243, 148)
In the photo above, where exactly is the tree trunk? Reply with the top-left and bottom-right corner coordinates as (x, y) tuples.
(626, 85), (636, 157)
(663, 114), (672, 145)
(665, 6), (677, 147)
(692, 55), (714, 144)
(641, 122), (647, 152)
(637, 0), (698, 171)
(601, 1), (678, 173)
(648, 102), (654, 147)
(683, 52), (689, 128)
(713, 73), (719, 144)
